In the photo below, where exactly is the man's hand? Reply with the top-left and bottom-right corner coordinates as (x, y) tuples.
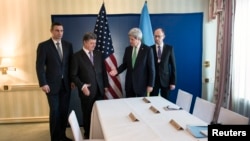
(71, 82), (76, 89)
(147, 86), (153, 93)
(41, 85), (50, 94)
(82, 84), (91, 96)
(109, 68), (118, 76)
(169, 85), (175, 90)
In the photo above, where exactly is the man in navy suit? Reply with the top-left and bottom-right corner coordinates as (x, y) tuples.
(36, 22), (74, 141)
(150, 28), (177, 100)
(110, 28), (155, 97)
(70, 32), (109, 139)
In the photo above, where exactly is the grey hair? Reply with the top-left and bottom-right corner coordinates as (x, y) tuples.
(128, 28), (142, 40)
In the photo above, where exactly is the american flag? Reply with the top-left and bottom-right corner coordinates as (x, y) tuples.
(94, 3), (123, 99)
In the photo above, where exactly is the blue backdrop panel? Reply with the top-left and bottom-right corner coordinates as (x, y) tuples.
(150, 13), (203, 112)
(52, 13), (203, 123)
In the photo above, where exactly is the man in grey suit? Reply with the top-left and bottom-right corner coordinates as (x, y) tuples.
(150, 28), (177, 100)
(70, 32), (109, 139)
(36, 22), (74, 141)
(110, 28), (155, 97)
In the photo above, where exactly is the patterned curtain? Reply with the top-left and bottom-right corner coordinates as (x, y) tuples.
(208, 0), (224, 21)
(209, 0), (235, 124)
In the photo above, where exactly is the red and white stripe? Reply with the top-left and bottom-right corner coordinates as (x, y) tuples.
(104, 54), (123, 99)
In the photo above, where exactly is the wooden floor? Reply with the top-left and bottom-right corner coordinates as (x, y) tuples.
(0, 122), (80, 141)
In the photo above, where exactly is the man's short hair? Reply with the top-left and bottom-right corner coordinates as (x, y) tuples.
(83, 32), (97, 41)
(51, 22), (63, 30)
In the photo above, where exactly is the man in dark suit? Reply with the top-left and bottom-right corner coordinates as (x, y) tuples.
(36, 22), (74, 141)
(70, 32), (109, 139)
(150, 28), (177, 100)
(110, 28), (155, 97)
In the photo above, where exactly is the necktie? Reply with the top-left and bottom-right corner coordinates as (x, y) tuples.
(132, 47), (137, 68)
(56, 42), (63, 61)
(157, 46), (162, 59)
(89, 51), (94, 65)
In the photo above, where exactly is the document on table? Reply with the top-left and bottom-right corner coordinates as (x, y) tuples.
(186, 125), (208, 138)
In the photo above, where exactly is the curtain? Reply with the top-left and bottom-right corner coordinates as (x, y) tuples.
(209, 0), (235, 124)
(232, 0), (250, 122)
(208, 0), (224, 21)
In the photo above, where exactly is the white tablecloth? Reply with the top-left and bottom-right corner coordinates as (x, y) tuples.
(90, 96), (208, 141)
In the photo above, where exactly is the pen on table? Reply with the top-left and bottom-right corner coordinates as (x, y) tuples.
(166, 105), (182, 110)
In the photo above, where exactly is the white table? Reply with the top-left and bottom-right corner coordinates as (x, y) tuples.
(90, 96), (208, 141)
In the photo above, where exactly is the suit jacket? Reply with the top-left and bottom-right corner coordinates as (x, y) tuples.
(117, 43), (155, 96)
(36, 38), (73, 94)
(70, 49), (109, 99)
(151, 44), (176, 87)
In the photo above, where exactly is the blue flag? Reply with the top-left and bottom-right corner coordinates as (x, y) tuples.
(139, 2), (155, 46)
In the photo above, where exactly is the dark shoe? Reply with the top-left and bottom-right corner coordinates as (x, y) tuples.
(61, 136), (72, 141)
(84, 134), (89, 139)
(84, 136), (89, 139)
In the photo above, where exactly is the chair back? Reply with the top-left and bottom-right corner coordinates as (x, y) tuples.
(192, 97), (216, 124)
(217, 107), (249, 125)
(68, 110), (84, 141)
(176, 89), (193, 112)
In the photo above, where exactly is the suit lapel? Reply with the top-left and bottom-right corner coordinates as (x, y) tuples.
(161, 45), (168, 61)
(153, 45), (158, 61)
(61, 42), (65, 62)
(92, 51), (97, 65)
(134, 45), (144, 68)
(128, 47), (133, 67)
(82, 50), (94, 66)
